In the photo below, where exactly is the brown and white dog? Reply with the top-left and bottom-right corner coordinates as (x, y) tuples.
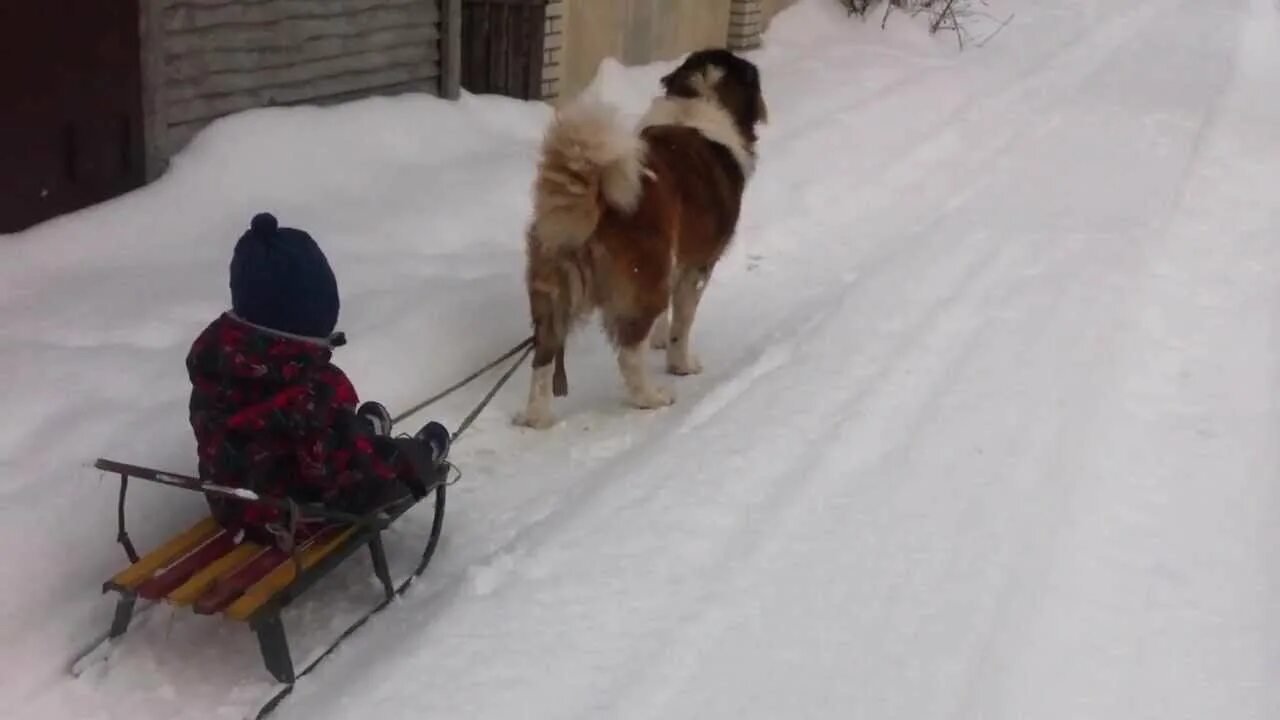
(515, 49), (767, 429)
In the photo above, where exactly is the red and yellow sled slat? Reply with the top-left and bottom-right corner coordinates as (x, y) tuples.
(107, 517), (222, 591)
(226, 526), (358, 621)
(169, 542), (268, 606)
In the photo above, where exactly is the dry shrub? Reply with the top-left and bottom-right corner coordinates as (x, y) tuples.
(840, 0), (1014, 49)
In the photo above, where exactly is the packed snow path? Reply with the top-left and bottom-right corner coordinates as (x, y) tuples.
(6, 0), (1279, 718)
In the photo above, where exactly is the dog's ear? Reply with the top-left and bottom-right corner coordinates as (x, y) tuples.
(756, 94), (769, 125)
(660, 69), (678, 93)
(661, 67), (693, 98)
(660, 69), (680, 92)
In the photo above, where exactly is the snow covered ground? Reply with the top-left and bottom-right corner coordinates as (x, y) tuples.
(5, 0), (1279, 717)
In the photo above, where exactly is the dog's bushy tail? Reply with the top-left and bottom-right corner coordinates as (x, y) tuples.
(530, 100), (647, 252)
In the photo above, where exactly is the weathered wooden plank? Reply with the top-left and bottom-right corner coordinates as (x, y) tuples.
(169, 36), (437, 84)
(165, 19), (436, 59)
(149, 0), (446, 163)
(171, 0), (414, 7)
(140, 0), (172, 180)
(440, 0), (462, 99)
(166, 7), (437, 52)
(524, 2), (546, 100)
(162, 74), (434, 156)
(167, 42), (435, 102)
(311, 77), (438, 103)
(168, 61), (439, 125)
(165, 0), (435, 33)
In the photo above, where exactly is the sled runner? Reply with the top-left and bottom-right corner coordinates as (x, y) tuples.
(93, 457), (448, 684)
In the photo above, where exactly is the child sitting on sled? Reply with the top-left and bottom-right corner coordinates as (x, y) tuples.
(186, 212), (450, 542)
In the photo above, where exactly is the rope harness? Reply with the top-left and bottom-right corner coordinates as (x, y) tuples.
(390, 336), (534, 438)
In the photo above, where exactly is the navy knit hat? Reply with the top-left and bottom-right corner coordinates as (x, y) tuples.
(229, 213), (340, 340)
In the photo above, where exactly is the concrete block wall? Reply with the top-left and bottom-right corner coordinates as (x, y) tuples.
(728, 0), (764, 50)
(542, 0), (566, 101)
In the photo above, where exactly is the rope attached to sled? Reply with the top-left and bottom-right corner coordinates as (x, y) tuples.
(390, 336), (533, 430)
(448, 340), (534, 442)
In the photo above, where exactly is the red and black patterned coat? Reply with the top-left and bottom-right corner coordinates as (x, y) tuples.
(186, 313), (409, 533)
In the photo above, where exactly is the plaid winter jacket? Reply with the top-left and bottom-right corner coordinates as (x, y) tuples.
(186, 313), (415, 534)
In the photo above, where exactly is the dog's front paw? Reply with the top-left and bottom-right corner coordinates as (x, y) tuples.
(667, 354), (703, 376)
(650, 334), (669, 350)
(513, 409), (557, 430)
(629, 385), (676, 409)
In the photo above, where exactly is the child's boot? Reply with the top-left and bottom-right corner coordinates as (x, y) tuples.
(357, 401), (393, 436)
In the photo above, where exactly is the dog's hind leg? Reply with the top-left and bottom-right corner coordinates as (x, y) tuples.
(614, 315), (675, 409)
(515, 344), (559, 429)
(666, 266), (710, 376)
(515, 287), (566, 429)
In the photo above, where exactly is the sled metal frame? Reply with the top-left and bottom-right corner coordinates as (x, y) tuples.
(95, 458), (447, 684)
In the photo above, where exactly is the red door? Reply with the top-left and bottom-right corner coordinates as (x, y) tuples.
(0, 0), (145, 233)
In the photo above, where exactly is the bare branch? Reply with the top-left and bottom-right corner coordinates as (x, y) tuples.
(840, 0), (1010, 51)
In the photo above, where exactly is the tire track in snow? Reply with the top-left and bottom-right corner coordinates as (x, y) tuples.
(592, 232), (1019, 720)
(597, 193), (1129, 720)
(948, 11), (1252, 714)
(980, 2), (1280, 715)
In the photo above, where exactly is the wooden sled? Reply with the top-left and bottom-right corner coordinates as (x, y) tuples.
(94, 458), (447, 684)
